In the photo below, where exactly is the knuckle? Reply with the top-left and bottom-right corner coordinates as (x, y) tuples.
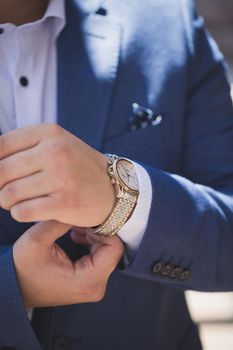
(27, 229), (43, 246)
(0, 162), (6, 180)
(53, 170), (67, 191)
(93, 290), (106, 302)
(46, 123), (62, 137)
(49, 141), (69, 161)
(62, 191), (76, 207)
(90, 284), (106, 302)
(76, 282), (106, 303)
(0, 136), (6, 157)
(0, 184), (17, 209)
(11, 206), (32, 222)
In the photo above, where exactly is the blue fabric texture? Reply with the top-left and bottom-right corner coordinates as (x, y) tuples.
(0, 0), (232, 348)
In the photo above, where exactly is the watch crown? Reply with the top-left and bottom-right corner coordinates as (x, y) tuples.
(108, 170), (115, 177)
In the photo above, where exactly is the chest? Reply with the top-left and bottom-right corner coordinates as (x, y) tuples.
(0, 22), (57, 134)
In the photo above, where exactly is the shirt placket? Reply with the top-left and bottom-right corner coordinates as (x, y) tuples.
(0, 24), (18, 134)
(14, 25), (41, 129)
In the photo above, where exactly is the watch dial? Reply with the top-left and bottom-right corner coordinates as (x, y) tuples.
(116, 160), (139, 190)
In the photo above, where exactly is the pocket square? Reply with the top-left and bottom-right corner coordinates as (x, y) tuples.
(129, 102), (163, 131)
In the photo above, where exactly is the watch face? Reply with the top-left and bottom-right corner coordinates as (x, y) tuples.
(116, 159), (139, 191)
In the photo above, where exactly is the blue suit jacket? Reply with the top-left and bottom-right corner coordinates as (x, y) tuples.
(0, 0), (233, 349)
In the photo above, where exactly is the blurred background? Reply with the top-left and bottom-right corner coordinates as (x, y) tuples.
(196, 0), (233, 81)
(185, 1), (233, 350)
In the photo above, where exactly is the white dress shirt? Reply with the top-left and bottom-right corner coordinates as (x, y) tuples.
(0, 0), (152, 253)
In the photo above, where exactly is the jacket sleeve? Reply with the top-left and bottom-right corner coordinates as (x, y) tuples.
(0, 246), (42, 349)
(123, 4), (233, 292)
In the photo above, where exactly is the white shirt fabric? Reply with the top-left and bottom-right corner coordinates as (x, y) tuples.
(0, 0), (152, 253)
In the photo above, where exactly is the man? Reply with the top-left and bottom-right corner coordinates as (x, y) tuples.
(0, 0), (233, 349)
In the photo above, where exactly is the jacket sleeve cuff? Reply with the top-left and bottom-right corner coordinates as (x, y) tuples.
(0, 246), (41, 349)
(122, 165), (231, 292)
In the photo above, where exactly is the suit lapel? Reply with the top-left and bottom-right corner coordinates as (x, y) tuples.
(57, 0), (122, 150)
(0, 0), (123, 243)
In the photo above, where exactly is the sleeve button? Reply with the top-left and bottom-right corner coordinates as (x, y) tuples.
(170, 266), (183, 279)
(161, 263), (173, 277)
(151, 261), (164, 274)
(180, 269), (191, 281)
(52, 336), (70, 350)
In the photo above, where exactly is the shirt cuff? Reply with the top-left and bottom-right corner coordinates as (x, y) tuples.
(117, 161), (152, 255)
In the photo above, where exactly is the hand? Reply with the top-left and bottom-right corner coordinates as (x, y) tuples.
(0, 124), (115, 227)
(13, 221), (124, 308)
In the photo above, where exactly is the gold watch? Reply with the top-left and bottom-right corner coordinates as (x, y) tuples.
(87, 154), (139, 236)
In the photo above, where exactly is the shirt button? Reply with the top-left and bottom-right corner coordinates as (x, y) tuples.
(0, 28), (4, 34)
(20, 76), (29, 87)
(96, 7), (107, 16)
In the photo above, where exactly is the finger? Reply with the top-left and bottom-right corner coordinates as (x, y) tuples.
(0, 171), (52, 210)
(10, 196), (57, 223)
(71, 230), (107, 247)
(0, 147), (42, 189)
(70, 230), (90, 245)
(0, 125), (44, 160)
(71, 231), (103, 254)
(92, 235), (124, 272)
(26, 220), (72, 246)
(72, 227), (88, 235)
(75, 235), (124, 274)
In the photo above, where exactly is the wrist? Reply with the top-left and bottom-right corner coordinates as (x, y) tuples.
(95, 154), (116, 225)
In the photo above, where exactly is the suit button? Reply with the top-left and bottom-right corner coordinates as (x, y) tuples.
(170, 266), (183, 279)
(151, 261), (164, 274)
(161, 263), (173, 277)
(52, 336), (70, 350)
(180, 269), (191, 281)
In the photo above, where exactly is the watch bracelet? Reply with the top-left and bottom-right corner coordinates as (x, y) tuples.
(87, 154), (139, 236)
(89, 192), (138, 236)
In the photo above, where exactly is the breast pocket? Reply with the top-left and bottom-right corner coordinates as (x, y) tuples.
(101, 115), (173, 167)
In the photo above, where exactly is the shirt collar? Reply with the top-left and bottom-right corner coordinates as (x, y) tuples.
(0, 0), (66, 33)
(42, 0), (66, 38)
(44, 0), (65, 23)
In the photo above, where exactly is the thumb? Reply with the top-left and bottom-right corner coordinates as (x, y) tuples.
(25, 220), (72, 246)
(89, 235), (124, 273)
